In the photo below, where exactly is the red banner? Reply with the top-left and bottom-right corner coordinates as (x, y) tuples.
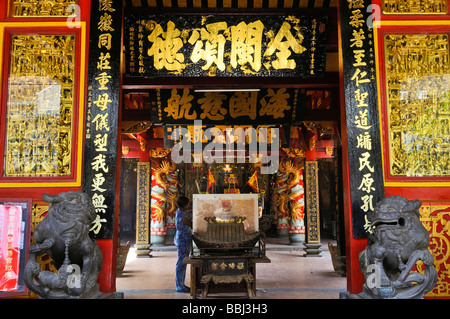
(0, 204), (22, 292)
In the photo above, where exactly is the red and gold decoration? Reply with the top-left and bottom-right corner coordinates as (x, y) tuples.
(286, 163), (305, 242)
(419, 203), (450, 298)
(206, 169), (217, 194)
(150, 160), (173, 243)
(247, 171), (259, 193)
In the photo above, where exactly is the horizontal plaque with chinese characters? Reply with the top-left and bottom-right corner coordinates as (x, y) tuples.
(151, 88), (305, 125)
(124, 14), (328, 77)
(207, 258), (248, 275)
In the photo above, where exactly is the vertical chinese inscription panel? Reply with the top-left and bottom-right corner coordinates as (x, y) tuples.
(384, 33), (450, 178)
(83, 0), (122, 239)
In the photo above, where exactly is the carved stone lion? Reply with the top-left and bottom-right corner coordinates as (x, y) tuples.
(24, 191), (103, 298)
(344, 195), (437, 299)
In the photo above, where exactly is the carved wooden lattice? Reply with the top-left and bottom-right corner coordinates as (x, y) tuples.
(419, 203), (450, 298)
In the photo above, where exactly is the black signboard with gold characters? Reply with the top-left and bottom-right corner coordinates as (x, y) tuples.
(124, 14), (328, 77)
(83, 0), (123, 239)
(339, 0), (384, 238)
(151, 88), (306, 125)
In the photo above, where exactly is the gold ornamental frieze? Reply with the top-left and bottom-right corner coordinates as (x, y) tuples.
(10, 0), (78, 17)
(382, 0), (448, 14)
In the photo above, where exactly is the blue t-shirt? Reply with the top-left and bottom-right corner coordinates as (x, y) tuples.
(174, 208), (192, 247)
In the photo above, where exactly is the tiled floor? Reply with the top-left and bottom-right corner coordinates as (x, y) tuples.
(116, 239), (347, 299)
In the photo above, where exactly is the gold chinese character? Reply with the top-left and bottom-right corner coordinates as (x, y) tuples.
(93, 93), (112, 111)
(99, 0), (116, 12)
(358, 152), (374, 172)
(229, 92), (258, 120)
(94, 133), (108, 152)
(361, 194), (374, 212)
(92, 193), (108, 211)
(95, 72), (111, 90)
(237, 262), (244, 270)
(356, 131), (372, 150)
(363, 214), (373, 234)
(220, 262), (227, 271)
(91, 154), (109, 173)
(199, 92), (227, 120)
(97, 52), (111, 70)
(354, 88), (368, 107)
(92, 113), (110, 131)
(148, 21), (185, 72)
(211, 262), (219, 270)
(264, 22), (306, 70)
(164, 89), (196, 120)
(92, 173), (107, 192)
(230, 20), (264, 72)
(347, 0), (364, 9)
(90, 214), (107, 234)
(259, 88), (291, 119)
(349, 10), (364, 28)
(98, 13), (114, 32)
(98, 33), (112, 50)
(189, 21), (227, 72)
(358, 173), (375, 193)
(353, 50), (367, 68)
(350, 29), (365, 48)
(351, 68), (370, 87)
(354, 109), (372, 130)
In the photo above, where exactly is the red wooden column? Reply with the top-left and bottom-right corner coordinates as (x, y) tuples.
(338, 0), (385, 294)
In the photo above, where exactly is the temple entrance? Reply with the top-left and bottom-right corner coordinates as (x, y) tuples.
(116, 2), (345, 297)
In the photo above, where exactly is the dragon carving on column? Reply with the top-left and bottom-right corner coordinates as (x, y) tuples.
(151, 160), (178, 240)
(164, 160), (180, 232)
(283, 160), (305, 241)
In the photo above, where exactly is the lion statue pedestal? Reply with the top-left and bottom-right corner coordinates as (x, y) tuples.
(24, 191), (105, 299)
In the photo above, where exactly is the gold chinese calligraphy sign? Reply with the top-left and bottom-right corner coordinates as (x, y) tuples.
(4, 33), (76, 178)
(383, 33), (450, 178)
(124, 14), (328, 77)
(153, 88), (302, 124)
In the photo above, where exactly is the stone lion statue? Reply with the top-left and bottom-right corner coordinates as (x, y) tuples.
(344, 195), (437, 299)
(24, 191), (103, 298)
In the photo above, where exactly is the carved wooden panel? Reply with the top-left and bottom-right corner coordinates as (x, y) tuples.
(419, 202), (450, 298)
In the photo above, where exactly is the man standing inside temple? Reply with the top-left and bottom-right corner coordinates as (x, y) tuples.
(175, 194), (192, 293)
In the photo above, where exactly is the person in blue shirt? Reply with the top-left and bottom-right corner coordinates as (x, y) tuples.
(174, 195), (192, 293)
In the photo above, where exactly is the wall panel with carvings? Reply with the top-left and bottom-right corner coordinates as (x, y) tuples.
(419, 202), (450, 298)
(0, 23), (86, 187)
